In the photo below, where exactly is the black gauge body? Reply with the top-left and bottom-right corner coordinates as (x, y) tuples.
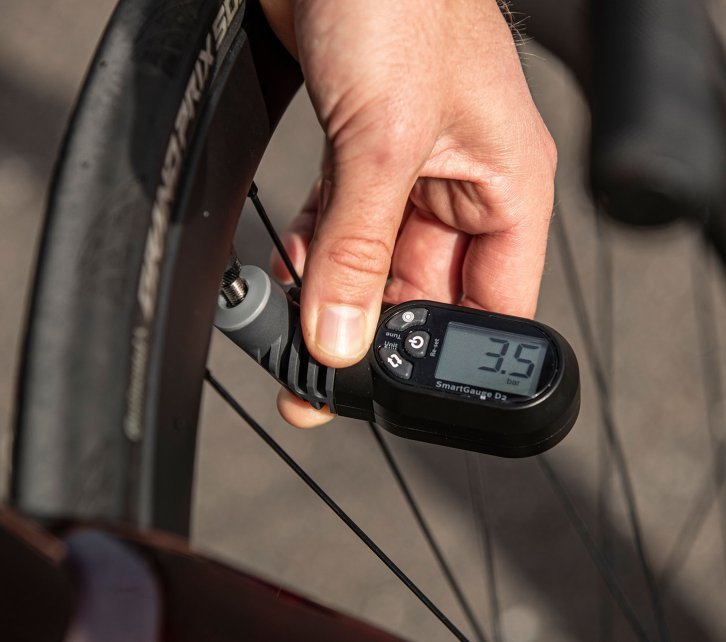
(334, 301), (580, 458)
(215, 273), (580, 458)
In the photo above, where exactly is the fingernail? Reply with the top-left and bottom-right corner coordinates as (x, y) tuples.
(280, 231), (301, 266)
(315, 304), (366, 359)
(270, 233), (299, 282)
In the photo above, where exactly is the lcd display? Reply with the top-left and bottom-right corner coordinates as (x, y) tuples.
(434, 323), (548, 397)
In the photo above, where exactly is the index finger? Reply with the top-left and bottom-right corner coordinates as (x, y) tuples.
(460, 211), (551, 318)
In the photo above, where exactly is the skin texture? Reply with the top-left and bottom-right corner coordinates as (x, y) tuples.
(260, 0), (557, 428)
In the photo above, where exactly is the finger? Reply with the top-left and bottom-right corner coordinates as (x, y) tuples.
(300, 155), (417, 367)
(385, 206), (469, 304)
(270, 180), (320, 283)
(461, 212), (551, 318)
(276, 388), (335, 429)
(412, 159), (555, 318)
(259, 0), (297, 58)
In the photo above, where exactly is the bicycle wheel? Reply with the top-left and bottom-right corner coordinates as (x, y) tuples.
(8, 2), (456, 640)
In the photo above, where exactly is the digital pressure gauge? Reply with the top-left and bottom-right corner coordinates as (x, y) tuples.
(215, 266), (580, 458)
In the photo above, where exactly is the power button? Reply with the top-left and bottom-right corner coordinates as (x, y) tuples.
(404, 330), (430, 358)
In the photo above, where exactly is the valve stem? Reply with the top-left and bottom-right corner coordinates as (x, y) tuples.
(220, 250), (248, 308)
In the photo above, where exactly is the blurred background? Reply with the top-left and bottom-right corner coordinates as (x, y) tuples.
(1, 2), (725, 641)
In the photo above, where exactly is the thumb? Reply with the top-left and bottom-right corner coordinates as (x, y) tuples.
(300, 161), (414, 368)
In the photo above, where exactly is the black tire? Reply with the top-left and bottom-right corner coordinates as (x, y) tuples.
(12, 0), (301, 537)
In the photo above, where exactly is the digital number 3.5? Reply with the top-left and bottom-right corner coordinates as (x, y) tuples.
(478, 338), (541, 379)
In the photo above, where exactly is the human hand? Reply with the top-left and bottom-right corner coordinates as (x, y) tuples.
(261, 0), (557, 428)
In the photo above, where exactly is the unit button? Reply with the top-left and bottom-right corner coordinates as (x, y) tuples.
(378, 347), (413, 380)
(404, 330), (430, 358)
(386, 307), (428, 331)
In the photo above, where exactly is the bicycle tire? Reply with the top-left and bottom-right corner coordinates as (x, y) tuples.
(12, 0), (301, 536)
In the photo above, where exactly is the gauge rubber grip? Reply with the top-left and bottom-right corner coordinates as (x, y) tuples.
(214, 266), (335, 410)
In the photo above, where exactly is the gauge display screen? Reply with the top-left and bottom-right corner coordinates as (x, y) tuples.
(434, 322), (549, 397)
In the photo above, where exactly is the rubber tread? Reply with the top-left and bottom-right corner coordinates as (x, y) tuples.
(12, 0), (302, 534)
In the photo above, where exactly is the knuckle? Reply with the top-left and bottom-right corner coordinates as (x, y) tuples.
(525, 118), (557, 180)
(478, 164), (553, 231)
(480, 172), (521, 222)
(541, 128), (558, 175)
(508, 113), (558, 177)
(323, 235), (392, 281)
(490, 120), (557, 227)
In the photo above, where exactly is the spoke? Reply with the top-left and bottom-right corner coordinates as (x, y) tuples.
(206, 370), (471, 642)
(248, 182), (302, 287)
(538, 457), (652, 642)
(661, 238), (726, 584)
(465, 453), (502, 642)
(552, 209), (670, 642)
(368, 425), (487, 642)
(595, 210), (615, 642)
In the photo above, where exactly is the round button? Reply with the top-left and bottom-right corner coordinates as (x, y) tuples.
(378, 347), (413, 379)
(404, 330), (430, 358)
(385, 307), (428, 331)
